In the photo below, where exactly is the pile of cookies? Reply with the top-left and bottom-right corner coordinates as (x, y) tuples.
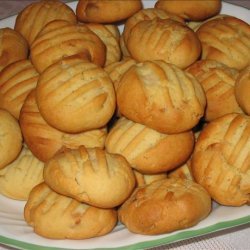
(0, 0), (249, 240)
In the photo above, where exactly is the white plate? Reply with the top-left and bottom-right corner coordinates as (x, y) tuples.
(0, 1), (249, 250)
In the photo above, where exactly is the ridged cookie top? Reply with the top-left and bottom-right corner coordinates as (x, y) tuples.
(105, 117), (194, 174)
(192, 114), (250, 206)
(235, 66), (250, 115)
(76, 0), (142, 23)
(24, 183), (117, 239)
(123, 8), (184, 44)
(196, 16), (250, 70)
(0, 109), (23, 169)
(30, 20), (106, 73)
(0, 28), (28, 72)
(126, 18), (201, 69)
(0, 146), (44, 200)
(36, 57), (115, 133)
(187, 60), (242, 121)
(44, 146), (135, 208)
(0, 59), (39, 119)
(14, 0), (76, 46)
(86, 23), (121, 66)
(117, 61), (206, 134)
(20, 90), (107, 162)
(118, 178), (211, 235)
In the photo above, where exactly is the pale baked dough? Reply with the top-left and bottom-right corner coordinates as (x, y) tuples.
(20, 90), (107, 162)
(44, 146), (135, 208)
(118, 178), (211, 235)
(0, 59), (39, 119)
(191, 113), (250, 206)
(24, 183), (117, 239)
(0, 109), (22, 169)
(14, 0), (77, 46)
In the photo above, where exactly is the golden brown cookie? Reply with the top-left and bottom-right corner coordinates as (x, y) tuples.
(191, 113), (250, 206)
(0, 146), (44, 200)
(235, 66), (250, 115)
(123, 8), (184, 45)
(168, 159), (193, 180)
(24, 183), (117, 239)
(30, 20), (106, 73)
(117, 61), (206, 134)
(36, 57), (116, 133)
(14, 0), (77, 46)
(20, 90), (107, 162)
(118, 178), (211, 235)
(155, 0), (221, 21)
(44, 146), (135, 208)
(186, 59), (243, 121)
(126, 18), (201, 69)
(105, 117), (194, 174)
(196, 16), (250, 70)
(86, 23), (121, 66)
(0, 28), (28, 72)
(0, 109), (23, 169)
(133, 170), (167, 187)
(0, 59), (39, 119)
(76, 0), (142, 23)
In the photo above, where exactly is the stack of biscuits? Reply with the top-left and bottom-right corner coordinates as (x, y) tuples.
(0, 0), (249, 240)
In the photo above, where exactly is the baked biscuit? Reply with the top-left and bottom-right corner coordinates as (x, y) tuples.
(104, 57), (137, 91)
(44, 146), (135, 208)
(118, 178), (211, 235)
(24, 183), (117, 239)
(126, 18), (201, 69)
(187, 60), (243, 121)
(30, 20), (106, 73)
(14, 0), (77, 46)
(191, 114), (250, 206)
(0, 28), (28, 72)
(20, 90), (107, 162)
(196, 16), (250, 70)
(0, 59), (39, 119)
(123, 8), (184, 45)
(105, 117), (194, 174)
(76, 0), (142, 23)
(0, 146), (44, 200)
(0, 109), (22, 169)
(117, 61), (206, 134)
(133, 170), (167, 187)
(36, 57), (115, 133)
(235, 66), (250, 115)
(168, 159), (193, 180)
(155, 0), (221, 21)
(86, 23), (121, 66)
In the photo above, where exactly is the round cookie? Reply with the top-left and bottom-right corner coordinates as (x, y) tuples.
(118, 178), (211, 235)
(85, 23), (121, 66)
(36, 57), (116, 133)
(44, 146), (135, 208)
(126, 18), (201, 69)
(186, 59), (243, 121)
(30, 20), (106, 73)
(14, 0), (77, 46)
(0, 59), (39, 119)
(20, 90), (107, 162)
(0, 28), (28, 72)
(76, 0), (142, 23)
(0, 146), (44, 200)
(235, 66), (250, 115)
(116, 61), (206, 134)
(24, 183), (117, 239)
(191, 113), (250, 206)
(0, 109), (23, 169)
(105, 117), (194, 174)
(155, 0), (221, 21)
(196, 16), (250, 70)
